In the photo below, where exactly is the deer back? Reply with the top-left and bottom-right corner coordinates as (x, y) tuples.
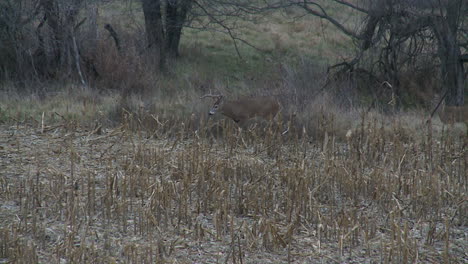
(439, 105), (468, 124)
(220, 96), (280, 123)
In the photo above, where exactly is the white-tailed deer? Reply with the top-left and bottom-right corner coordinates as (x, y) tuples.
(200, 94), (280, 124)
(438, 105), (468, 125)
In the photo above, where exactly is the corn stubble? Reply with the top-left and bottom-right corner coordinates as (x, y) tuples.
(0, 114), (466, 263)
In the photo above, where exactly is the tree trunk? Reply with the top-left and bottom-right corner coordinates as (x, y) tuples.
(40, 0), (61, 70)
(35, 0), (82, 79)
(142, 0), (165, 70)
(165, 0), (191, 58)
(0, 1), (20, 77)
(432, 1), (465, 106)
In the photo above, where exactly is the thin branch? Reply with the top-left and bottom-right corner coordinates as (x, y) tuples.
(332, 0), (369, 14)
(300, 1), (362, 40)
(193, 0), (261, 59)
(429, 89), (449, 119)
(104, 24), (121, 52)
(74, 17), (87, 31)
(72, 34), (87, 88)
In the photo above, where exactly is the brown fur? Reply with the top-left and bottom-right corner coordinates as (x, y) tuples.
(210, 96), (280, 124)
(439, 105), (468, 124)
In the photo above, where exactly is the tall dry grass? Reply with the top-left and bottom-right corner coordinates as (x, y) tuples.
(1, 5), (466, 261)
(0, 110), (466, 263)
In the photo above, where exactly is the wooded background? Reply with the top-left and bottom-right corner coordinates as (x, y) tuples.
(0, 0), (466, 107)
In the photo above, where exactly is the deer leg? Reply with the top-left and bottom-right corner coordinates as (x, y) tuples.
(236, 119), (250, 130)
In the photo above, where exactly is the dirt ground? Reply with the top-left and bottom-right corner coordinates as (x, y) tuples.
(1, 124), (467, 263)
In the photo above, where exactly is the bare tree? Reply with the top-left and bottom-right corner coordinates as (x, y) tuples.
(142, 0), (165, 70)
(270, 0), (467, 106)
(165, 0), (192, 57)
(430, 1), (466, 106)
(140, 0), (259, 68)
(36, 0), (84, 79)
(0, 0), (86, 83)
(0, 0), (39, 80)
(141, 0), (192, 59)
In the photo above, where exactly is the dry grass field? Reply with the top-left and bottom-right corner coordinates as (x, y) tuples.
(0, 113), (466, 263)
(0, 1), (467, 263)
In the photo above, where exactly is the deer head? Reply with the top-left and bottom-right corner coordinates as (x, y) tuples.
(200, 94), (225, 116)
